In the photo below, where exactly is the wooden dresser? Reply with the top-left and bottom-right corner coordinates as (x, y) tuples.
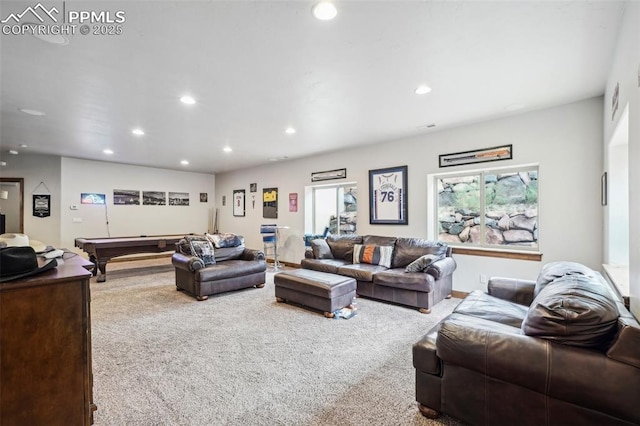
(0, 254), (96, 426)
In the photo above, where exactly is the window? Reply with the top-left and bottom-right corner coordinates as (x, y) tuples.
(305, 183), (357, 237)
(435, 165), (538, 250)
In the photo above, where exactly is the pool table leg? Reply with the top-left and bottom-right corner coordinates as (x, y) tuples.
(89, 255), (99, 277)
(96, 261), (108, 282)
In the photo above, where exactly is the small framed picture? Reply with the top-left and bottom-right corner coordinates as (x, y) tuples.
(200, 193), (208, 202)
(250, 183), (257, 193)
(233, 190), (245, 217)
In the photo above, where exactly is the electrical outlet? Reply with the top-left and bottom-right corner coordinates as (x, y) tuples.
(72, 217), (82, 223)
(479, 274), (488, 284)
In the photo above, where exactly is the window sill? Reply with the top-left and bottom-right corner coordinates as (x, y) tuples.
(452, 247), (542, 261)
(602, 264), (629, 309)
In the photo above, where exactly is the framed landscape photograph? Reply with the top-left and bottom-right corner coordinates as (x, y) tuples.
(233, 189), (245, 217)
(369, 165), (408, 225)
(142, 191), (166, 206)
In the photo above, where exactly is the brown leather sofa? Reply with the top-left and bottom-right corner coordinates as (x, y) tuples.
(172, 235), (266, 300)
(301, 235), (457, 313)
(413, 261), (640, 425)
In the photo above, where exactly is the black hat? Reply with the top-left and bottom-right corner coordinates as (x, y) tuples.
(0, 246), (58, 283)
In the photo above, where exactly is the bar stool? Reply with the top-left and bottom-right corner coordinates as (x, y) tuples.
(260, 224), (280, 271)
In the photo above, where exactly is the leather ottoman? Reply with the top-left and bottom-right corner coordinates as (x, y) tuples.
(274, 269), (356, 317)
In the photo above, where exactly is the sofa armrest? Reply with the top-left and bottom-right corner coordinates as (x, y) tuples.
(304, 247), (314, 259)
(172, 252), (204, 272)
(425, 256), (456, 280)
(241, 248), (265, 261)
(487, 277), (535, 306)
(437, 313), (640, 419)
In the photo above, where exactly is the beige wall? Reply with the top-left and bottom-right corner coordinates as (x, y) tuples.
(0, 153), (62, 245)
(216, 97), (604, 293)
(60, 158), (215, 249)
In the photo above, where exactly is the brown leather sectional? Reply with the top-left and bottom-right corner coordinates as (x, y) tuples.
(301, 235), (457, 313)
(413, 261), (640, 425)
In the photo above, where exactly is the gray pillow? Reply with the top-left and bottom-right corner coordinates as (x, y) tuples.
(405, 254), (442, 273)
(310, 239), (334, 259)
(207, 233), (244, 248)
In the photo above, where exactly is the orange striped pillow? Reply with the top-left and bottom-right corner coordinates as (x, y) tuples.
(353, 244), (393, 268)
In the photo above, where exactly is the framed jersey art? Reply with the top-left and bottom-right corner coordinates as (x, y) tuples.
(369, 165), (408, 225)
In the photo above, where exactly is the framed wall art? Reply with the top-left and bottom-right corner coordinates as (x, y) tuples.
(263, 187), (278, 219)
(439, 144), (512, 168)
(311, 168), (346, 182)
(369, 165), (408, 225)
(142, 191), (165, 206)
(233, 189), (245, 217)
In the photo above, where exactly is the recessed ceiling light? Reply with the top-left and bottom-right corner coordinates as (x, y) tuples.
(132, 128), (145, 136)
(19, 108), (45, 116)
(28, 25), (69, 45)
(8, 150), (18, 155)
(0, 162), (6, 166)
(181, 160), (189, 165)
(415, 85), (432, 95)
(103, 149), (114, 155)
(285, 127), (296, 135)
(505, 103), (525, 111)
(180, 95), (196, 105)
(223, 146), (232, 153)
(20, 144), (28, 148)
(312, 2), (337, 20)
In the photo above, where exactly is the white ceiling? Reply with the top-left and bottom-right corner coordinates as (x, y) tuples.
(0, 1), (627, 174)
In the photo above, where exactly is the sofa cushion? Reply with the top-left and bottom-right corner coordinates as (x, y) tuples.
(310, 239), (334, 259)
(196, 259), (265, 282)
(338, 263), (388, 282)
(392, 238), (448, 268)
(206, 233), (244, 248)
(522, 274), (619, 349)
(214, 245), (245, 261)
(453, 290), (528, 328)
(405, 254), (443, 273)
(300, 258), (349, 274)
(326, 235), (363, 261)
(353, 244), (393, 268)
(373, 268), (434, 292)
(534, 261), (598, 297)
(362, 235), (397, 246)
(186, 236), (216, 266)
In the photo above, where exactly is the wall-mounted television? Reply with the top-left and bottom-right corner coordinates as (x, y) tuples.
(81, 193), (106, 205)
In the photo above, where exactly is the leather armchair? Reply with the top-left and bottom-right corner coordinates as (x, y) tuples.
(172, 236), (266, 301)
(413, 262), (640, 425)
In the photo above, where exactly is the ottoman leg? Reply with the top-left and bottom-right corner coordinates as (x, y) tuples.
(276, 297), (285, 303)
(323, 312), (335, 318)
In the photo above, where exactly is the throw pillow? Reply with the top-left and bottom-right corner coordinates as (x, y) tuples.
(310, 239), (334, 259)
(522, 274), (618, 349)
(206, 233), (244, 249)
(353, 244), (392, 268)
(186, 236), (216, 266)
(404, 254), (442, 273)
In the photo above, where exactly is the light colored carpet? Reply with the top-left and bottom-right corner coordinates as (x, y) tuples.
(90, 259), (464, 426)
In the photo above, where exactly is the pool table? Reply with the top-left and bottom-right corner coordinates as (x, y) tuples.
(75, 234), (185, 282)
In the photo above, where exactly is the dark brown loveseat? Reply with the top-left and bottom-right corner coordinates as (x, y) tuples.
(172, 234), (266, 301)
(301, 235), (457, 313)
(413, 261), (640, 425)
